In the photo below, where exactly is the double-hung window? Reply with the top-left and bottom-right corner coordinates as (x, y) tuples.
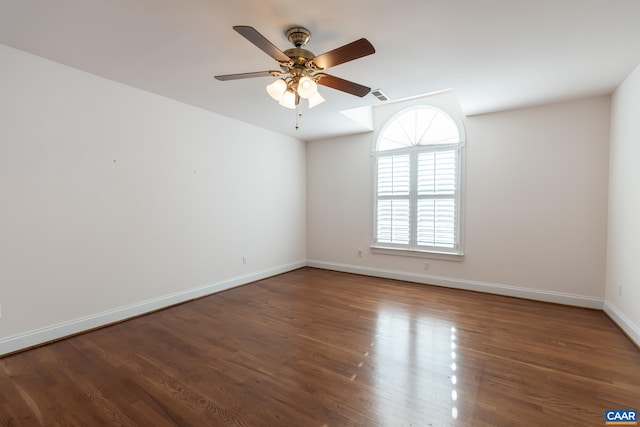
(373, 106), (465, 256)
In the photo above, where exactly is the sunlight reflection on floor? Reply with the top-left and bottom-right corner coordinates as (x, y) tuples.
(372, 307), (459, 425)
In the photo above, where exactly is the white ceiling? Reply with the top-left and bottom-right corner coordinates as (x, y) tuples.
(1, 0), (639, 141)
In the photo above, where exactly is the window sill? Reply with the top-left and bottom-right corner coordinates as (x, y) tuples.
(370, 246), (464, 262)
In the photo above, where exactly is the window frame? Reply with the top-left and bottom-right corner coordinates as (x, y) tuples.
(371, 105), (466, 260)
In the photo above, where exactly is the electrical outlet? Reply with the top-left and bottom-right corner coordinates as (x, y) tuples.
(357, 250), (363, 258)
(618, 283), (622, 296)
(243, 256), (247, 265)
(424, 262), (430, 271)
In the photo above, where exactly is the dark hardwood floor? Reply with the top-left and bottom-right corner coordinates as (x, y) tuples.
(1, 267), (639, 426)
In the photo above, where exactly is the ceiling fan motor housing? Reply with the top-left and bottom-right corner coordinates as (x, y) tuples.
(286, 27), (311, 48)
(284, 48), (315, 65)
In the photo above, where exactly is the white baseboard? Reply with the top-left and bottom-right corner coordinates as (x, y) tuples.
(0, 261), (306, 356)
(603, 301), (640, 348)
(4, 260), (624, 357)
(306, 260), (604, 309)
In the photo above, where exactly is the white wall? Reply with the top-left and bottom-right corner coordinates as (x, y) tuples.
(0, 44), (306, 355)
(307, 93), (610, 307)
(605, 64), (640, 345)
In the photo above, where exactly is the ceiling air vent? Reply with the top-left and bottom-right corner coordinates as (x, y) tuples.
(371, 89), (389, 101)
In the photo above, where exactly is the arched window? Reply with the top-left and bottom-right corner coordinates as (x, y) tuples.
(373, 106), (465, 255)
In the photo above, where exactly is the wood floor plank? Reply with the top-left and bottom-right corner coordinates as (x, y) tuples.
(1, 267), (639, 426)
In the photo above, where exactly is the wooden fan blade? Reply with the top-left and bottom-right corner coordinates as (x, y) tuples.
(312, 38), (375, 70)
(233, 26), (291, 63)
(214, 71), (274, 81)
(317, 74), (371, 97)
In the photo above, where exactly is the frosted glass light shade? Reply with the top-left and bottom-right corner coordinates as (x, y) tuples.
(279, 90), (297, 109)
(266, 79), (287, 101)
(297, 76), (318, 99)
(308, 91), (325, 109)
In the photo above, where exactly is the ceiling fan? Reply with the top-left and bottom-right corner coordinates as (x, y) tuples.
(214, 26), (375, 109)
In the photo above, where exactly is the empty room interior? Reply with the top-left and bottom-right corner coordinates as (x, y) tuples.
(1, 1), (640, 426)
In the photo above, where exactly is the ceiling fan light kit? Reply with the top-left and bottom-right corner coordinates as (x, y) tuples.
(297, 76), (318, 99)
(307, 91), (326, 109)
(279, 89), (297, 109)
(266, 78), (287, 101)
(215, 25), (375, 127)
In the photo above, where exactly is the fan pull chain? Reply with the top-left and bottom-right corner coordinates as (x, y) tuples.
(295, 108), (302, 130)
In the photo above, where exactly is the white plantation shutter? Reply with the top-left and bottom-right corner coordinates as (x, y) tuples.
(377, 155), (410, 196)
(417, 150), (456, 194)
(417, 198), (455, 247)
(416, 149), (457, 248)
(377, 199), (410, 244)
(376, 154), (410, 244)
(374, 106), (464, 254)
